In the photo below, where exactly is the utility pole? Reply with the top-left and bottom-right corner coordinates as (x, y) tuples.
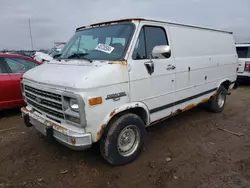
(28, 18), (34, 50)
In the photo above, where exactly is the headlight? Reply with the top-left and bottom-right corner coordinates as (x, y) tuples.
(69, 99), (79, 112)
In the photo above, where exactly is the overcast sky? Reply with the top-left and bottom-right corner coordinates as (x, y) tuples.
(0, 0), (249, 50)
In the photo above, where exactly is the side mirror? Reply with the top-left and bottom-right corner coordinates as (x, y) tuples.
(152, 45), (171, 59)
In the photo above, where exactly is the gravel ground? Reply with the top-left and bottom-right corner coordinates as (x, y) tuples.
(0, 86), (250, 188)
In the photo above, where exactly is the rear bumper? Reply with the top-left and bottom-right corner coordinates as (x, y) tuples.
(237, 75), (250, 82)
(21, 107), (92, 151)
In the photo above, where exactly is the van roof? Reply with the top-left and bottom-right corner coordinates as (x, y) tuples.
(76, 18), (233, 34)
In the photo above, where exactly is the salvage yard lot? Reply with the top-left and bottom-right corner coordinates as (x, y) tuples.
(0, 86), (250, 188)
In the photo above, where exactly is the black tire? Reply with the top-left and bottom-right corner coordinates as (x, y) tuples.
(208, 85), (227, 113)
(100, 113), (146, 166)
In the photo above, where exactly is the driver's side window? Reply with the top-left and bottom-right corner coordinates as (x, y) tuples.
(132, 26), (169, 60)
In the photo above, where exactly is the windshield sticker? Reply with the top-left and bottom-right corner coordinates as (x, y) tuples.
(95, 43), (114, 54)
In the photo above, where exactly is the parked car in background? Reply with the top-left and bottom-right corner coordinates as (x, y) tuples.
(32, 43), (66, 62)
(236, 43), (250, 81)
(0, 53), (41, 111)
(48, 43), (65, 58)
(33, 51), (53, 63)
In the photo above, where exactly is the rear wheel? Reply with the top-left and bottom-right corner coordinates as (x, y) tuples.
(208, 85), (227, 113)
(100, 113), (145, 166)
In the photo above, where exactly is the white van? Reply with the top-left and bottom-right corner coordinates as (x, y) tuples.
(236, 43), (250, 81)
(21, 18), (238, 165)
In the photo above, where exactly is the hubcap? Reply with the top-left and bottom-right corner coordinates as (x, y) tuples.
(117, 125), (140, 157)
(218, 92), (225, 108)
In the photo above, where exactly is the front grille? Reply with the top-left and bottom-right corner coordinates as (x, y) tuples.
(27, 99), (64, 119)
(25, 85), (61, 102)
(24, 85), (64, 121)
(25, 92), (62, 110)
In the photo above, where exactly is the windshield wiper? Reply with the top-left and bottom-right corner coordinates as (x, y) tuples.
(67, 53), (92, 63)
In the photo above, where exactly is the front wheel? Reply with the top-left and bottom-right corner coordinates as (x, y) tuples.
(208, 85), (227, 113)
(100, 113), (146, 166)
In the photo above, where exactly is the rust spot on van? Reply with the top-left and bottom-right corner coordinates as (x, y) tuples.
(88, 18), (143, 28)
(39, 119), (68, 135)
(96, 124), (105, 141)
(53, 124), (68, 135)
(200, 98), (209, 104)
(71, 139), (76, 145)
(212, 92), (217, 98)
(182, 104), (196, 112)
(110, 109), (117, 117)
(108, 60), (127, 68)
(53, 124), (67, 132)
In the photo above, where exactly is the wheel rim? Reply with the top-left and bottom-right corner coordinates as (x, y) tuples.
(218, 91), (225, 108)
(117, 125), (140, 157)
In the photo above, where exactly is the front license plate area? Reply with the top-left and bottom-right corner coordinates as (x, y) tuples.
(30, 117), (48, 136)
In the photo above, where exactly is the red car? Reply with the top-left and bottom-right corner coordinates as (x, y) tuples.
(0, 53), (42, 111)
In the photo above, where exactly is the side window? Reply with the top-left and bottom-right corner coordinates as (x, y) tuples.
(21, 59), (39, 70)
(132, 28), (146, 60)
(132, 26), (169, 60)
(144, 26), (168, 58)
(5, 58), (38, 74)
(236, 47), (250, 58)
(0, 58), (8, 73)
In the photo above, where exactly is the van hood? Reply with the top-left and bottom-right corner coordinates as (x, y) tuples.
(23, 59), (128, 90)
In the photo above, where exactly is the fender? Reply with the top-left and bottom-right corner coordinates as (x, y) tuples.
(96, 102), (150, 141)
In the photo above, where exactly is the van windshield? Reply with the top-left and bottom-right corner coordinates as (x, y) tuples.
(60, 23), (134, 61)
(236, 46), (250, 58)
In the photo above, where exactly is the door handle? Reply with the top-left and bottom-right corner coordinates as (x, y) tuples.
(144, 61), (154, 75)
(166, 65), (176, 70)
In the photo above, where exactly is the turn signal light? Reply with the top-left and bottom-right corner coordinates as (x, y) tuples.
(89, 97), (102, 106)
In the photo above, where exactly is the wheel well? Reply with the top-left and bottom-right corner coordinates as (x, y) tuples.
(127, 107), (148, 124)
(109, 107), (148, 126)
(221, 80), (230, 90)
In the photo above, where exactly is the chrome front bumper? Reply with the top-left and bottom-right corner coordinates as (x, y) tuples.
(21, 107), (92, 151)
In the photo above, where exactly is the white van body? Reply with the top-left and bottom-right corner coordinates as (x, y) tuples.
(236, 43), (250, 80)
(21, 18), (238, 165)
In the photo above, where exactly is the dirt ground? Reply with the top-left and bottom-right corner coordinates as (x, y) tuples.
(1, 86), (250, 188)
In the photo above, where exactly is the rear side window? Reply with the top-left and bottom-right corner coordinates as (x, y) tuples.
(236, 47), (250, 58)
(5, 58), (38, 74)
(133, 26), (169, 60)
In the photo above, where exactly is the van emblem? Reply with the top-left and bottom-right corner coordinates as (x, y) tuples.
(35, 97), (42, 103)
(106, 92), (127, 101)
